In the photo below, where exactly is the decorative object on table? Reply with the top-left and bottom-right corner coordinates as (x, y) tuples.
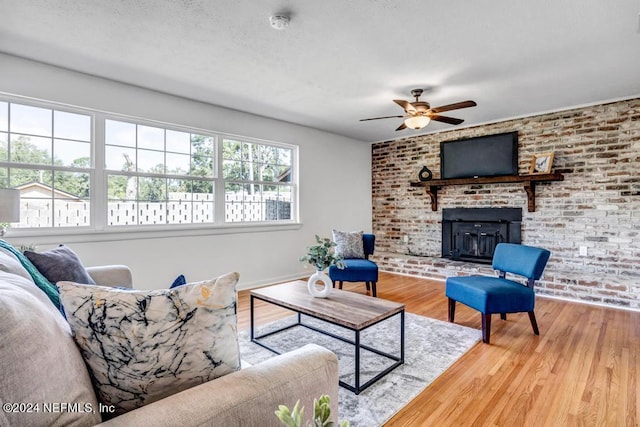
(275, 395), (349, 427)
(529, 152), (555, 174)
(0, 188), (20, 237)
(418, 165), (433, 181)
(299, 235), (345, 298)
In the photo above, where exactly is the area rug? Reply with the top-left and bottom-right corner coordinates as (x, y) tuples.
(238, 312), (481, 427)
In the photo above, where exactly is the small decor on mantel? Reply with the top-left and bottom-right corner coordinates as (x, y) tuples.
(418, 165), (433, 182)
(529, 152), (555, 174)
(299, 235), (345, 298)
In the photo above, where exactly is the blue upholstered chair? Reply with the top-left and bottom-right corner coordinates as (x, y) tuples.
(445, 243), (551, 344)
(329, 233), (379, 297)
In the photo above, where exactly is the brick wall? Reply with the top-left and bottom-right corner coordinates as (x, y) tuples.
(371, 98), (640, 309)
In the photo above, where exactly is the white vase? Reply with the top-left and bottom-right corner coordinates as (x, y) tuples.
(307, 269), (332, 298)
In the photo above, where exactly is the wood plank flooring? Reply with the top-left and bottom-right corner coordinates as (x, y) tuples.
(237, 272), (640, 426)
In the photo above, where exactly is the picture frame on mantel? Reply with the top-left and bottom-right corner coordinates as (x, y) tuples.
(529, 152), (554, 174)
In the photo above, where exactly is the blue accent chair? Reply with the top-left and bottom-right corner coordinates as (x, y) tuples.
(445, 243), (551, 344)
(329, 234), (379, 297)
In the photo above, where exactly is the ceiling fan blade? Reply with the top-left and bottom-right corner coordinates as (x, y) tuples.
(430, 115), (464, 125)
(395, 122), (407, 131)
(359, 115), (405, 122)
(430, 100), (477, 114)
(393, 99), (416, 113)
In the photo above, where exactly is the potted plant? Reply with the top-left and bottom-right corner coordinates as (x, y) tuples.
(299, 235), (345, 297)
(276, 395), (349, 427)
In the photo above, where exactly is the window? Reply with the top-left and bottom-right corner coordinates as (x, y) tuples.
(0, 101), (92, 228)
(222, 138), (293, 222)
(0, 97), (297, 232)
(105, 119), (216, 226)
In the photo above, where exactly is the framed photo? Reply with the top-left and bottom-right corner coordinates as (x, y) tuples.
(529, 152), (554, 174)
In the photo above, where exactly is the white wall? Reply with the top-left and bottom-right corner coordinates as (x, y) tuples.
(0, 53), (372, 290)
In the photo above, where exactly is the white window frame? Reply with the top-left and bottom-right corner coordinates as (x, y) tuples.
(1, 94), (300, 242)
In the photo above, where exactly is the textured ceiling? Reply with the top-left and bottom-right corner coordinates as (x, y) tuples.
(1, 0), (639, 142)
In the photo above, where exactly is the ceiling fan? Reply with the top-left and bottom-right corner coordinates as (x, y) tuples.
(360, 89), (477, 131)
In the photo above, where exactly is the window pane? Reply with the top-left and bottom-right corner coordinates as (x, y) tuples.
(0, 167), (7, 187)
(0, 132), (7, 162)
(0, 102), (7, 131)
(138, 125), (164, 150)
(55, 170), (90, 199)
(166, 130), (190, 154)
(138, 149), (165, 173)
(10, 135), (52, 165)
(53, 171), (90, 227)
(223, 159), (241, 180)
(106, 145), (136, 171)
(166, 152), (190, 175)
(10, 104), (52, 137)
(222, 139), (242, 160)
(106, 120), (136, 147)
(9, 168), (53, 229)
(54, 139), (91, 168)
(53, 111), (91, 141)
(191, 135), (214, 177)
(278, 147), (292, 166)
(107, 174), (133, 200)
(138, 176), (166, 201)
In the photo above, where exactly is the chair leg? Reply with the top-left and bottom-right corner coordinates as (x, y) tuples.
(332, 280), (336, 288)
(371, 281), (377, 297)
(365, 281), (371, 291)
(481, 313), (492, 344)
(528, 311), (540, 335)
(448, 298), (456, 322)
(339, 281), (343, 290)
(500, 313), (507, 320)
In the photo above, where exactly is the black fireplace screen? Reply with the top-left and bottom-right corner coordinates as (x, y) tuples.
(442, 208), (522, 264)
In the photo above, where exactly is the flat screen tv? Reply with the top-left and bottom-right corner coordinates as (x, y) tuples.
(440, 131), (518, 179)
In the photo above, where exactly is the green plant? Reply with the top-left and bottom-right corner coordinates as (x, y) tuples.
(275, 395), (349, 427)
(299, 235), (345, 271)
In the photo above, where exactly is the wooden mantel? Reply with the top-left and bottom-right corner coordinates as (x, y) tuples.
(409, 173), (565, 212)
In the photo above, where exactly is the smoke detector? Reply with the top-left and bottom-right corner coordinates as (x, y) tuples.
(269, 15), (290, 30)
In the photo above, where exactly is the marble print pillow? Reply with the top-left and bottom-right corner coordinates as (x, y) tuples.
(333, 229), (365, 259)
(57, 272), (241, 416)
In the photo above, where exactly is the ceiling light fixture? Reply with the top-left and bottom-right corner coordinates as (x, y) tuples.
(404, 116), (431, 130)
(269, 15), (290, 30)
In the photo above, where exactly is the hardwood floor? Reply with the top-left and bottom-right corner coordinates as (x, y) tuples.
(237, 272), (640, 426)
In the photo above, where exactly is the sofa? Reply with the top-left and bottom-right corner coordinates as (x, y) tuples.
(0, 244), (339, 426)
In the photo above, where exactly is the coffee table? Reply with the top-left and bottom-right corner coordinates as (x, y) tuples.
(250, 280), (405, 394)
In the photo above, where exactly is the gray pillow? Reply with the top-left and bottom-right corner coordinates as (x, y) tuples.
(332, 229), (365, 259)
(24, 245), (96, 285)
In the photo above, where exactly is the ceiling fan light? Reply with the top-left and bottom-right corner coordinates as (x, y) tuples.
(404, 116), (430, 130)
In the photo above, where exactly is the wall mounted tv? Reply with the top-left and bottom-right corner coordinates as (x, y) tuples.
(440, 131), (518, 179)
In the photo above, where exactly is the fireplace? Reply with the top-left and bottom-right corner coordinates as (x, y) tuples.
(442, 208), (522, 264)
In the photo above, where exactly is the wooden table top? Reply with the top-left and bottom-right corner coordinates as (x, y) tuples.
(250, 280), (405, 330)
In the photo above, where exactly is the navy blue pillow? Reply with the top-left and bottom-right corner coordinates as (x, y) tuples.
(169, 274), (187, 289)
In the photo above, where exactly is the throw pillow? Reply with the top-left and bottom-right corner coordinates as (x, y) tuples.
(332, 229), (365, 259)
(57, 271), (241, 416)
(0, 271), (101, 426)
(169, 273), (187, 288)
(25, 244), (96, 285)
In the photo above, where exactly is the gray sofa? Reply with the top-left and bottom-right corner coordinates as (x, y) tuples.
(0, 247), (339, 426)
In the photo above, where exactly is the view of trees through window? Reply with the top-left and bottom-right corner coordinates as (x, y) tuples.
(0, 99), (296, 229)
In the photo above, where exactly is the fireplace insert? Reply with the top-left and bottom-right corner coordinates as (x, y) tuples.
(442, 208), (522, 264)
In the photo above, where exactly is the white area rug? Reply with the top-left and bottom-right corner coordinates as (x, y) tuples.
(239, 312), (481, 427)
